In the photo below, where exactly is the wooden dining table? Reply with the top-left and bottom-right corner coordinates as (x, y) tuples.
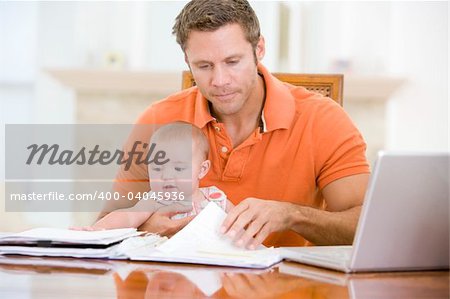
(0, 255), (448, 298)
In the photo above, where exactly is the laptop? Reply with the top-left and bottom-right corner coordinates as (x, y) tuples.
(281, 151), (449, 273)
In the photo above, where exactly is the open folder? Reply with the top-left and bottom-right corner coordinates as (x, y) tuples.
(0, 203), (282, 269)
(0, 227), (142, 258)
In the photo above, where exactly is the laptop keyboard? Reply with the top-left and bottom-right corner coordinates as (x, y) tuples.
(303, 246), (353, 262)
(281, 246), (353, 271)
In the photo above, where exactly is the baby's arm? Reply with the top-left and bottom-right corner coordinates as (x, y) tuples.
(84, 200), (161, 230)
(71, 209), (149, 231)
(91, 209), (151, 230)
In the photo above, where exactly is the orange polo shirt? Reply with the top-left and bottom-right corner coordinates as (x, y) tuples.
(115, 64), (370, 247)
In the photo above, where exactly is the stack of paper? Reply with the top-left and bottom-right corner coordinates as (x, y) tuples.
(128, 203), (283, 268)
(0, 204), (283, 268)
(0, 228), (141, 258)
(0, 227), (140, 245)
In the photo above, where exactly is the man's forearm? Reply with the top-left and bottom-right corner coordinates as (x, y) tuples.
(289, 204), (362, 245)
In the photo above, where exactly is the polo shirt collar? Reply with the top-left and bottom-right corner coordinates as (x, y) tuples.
(258, 64), (295, 132)
(193, 63), (295, 131)
(194, 90), (215, 129)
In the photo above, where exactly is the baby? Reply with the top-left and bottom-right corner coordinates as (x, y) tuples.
(87, 122), (232, 230)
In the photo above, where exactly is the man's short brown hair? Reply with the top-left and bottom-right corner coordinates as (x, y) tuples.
(172, 0), (261, 51)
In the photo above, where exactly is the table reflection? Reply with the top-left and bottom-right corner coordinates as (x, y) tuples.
(0, 256), (448, 299)
(113, 263), (346, 298)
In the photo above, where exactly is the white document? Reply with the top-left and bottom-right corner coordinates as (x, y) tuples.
(128, 202), (283, 268)
(0, 228), (142, 259)
(157, 201), (242, 253)
(0, 228), (140, 245)
(0, 233), (163, 259)
(0, 204), (282, 268)
(0, 243), (121, 258)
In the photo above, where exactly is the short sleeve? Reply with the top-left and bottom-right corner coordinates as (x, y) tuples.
(313, 99), (370, 190)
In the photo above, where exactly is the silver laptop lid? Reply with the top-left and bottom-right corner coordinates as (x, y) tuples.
(350, 152), (449, 271)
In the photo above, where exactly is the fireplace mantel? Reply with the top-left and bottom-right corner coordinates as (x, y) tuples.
(47, 68), (404, 102)
(46, 69), (181, 95)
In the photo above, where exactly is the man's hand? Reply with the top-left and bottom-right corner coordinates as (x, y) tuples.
(138, 203), (194, 237)
(220, 198), (294, 249)
(221, 174), (369, 248)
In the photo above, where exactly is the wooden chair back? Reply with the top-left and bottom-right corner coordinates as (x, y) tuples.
(181, 71), (344, 105)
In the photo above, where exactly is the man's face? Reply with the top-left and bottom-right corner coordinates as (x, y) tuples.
(184, 23), (265, 117)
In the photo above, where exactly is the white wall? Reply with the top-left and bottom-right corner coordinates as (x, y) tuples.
(301, 2), (392, 74)
(0, 2), (38, 179)
(300, 1), (448, 151)
(386, 2), (448, 151)
(0, 2), (38, 83)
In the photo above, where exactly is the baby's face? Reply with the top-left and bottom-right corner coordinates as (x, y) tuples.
(148, 139), (204, 199)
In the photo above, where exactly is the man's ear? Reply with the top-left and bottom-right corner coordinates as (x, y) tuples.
(255, 36), (266, 62)
(198, 160), (211, 180)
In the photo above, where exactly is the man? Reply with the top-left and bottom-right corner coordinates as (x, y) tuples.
(107, 0), (370, 248)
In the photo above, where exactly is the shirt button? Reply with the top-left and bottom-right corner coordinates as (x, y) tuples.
(214, 126), (220, 132)
(221, 146), (228, 153)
